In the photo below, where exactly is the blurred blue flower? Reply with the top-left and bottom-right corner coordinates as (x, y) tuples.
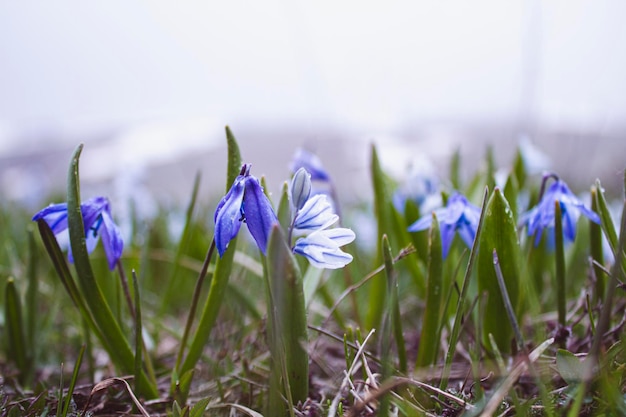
(290, 148), (331, 182)
(293, 227), (355, 269)
(214, 164), (278, 256)
(408, 192), (481, 258)
(33, 196), (124, 270)
(519, 176), (600, 246)
(393, 157), (440, 213)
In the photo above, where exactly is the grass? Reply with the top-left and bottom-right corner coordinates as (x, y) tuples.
(1, 129), (625, 416)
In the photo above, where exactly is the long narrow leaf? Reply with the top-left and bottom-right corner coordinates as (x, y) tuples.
(5, 278), (28, 381)
(439, 187), (489, 391)
(266, 224), (309, 406)
(65, 144), (156, 398)
(416, 213), (443, 368)
(178, 126), (242, 377)
(477, 188), (521, 354)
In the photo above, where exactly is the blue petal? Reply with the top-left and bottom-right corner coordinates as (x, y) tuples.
(457, 218), (476, 250)
(407, 214), (433, 232)
(100, 210), (125, 270)
(242, 177), (278, 255)
(33, 203), (69, 234)
(560, 204), (579, 242)
(81, 197), (109, 234)
(214, 176), (245, 256)
(294, 194), (338, 230)
(440, 223), (456, 259)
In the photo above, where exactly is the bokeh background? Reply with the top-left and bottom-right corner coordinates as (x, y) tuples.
(1, 1), (625, 208)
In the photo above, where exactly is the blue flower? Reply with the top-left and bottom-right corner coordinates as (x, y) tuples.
(519, 177), (600, 246)
(214, 164), (278, 256)
(290, 148), (331, 182)
(293, 227), (355, 269)
(393, 157), (440, 212)
(408, 192), (481, 258)
(33, 196), (124, 270)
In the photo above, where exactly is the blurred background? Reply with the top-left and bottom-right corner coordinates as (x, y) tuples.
(1, 1), (625, 209)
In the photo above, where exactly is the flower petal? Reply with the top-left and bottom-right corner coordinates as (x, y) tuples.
(214, 176), (245, 256)
(242, 177), (278, 255)
(293, 230), (353, 269)
(294, 194), (338, 230)
(32, 203), (69, 234)
(100, 210), (125, 270)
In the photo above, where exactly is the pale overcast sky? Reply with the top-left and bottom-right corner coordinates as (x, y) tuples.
(1, 0), (625, 142)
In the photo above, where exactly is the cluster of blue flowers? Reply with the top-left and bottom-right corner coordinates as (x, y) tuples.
(213, 160), (354, 269)
(407, 173), (600, 258)
(519, 175), (600, 245)
(33, 147), (355, 272)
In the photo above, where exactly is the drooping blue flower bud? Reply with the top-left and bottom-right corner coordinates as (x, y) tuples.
(33, 196), (124, 270)
(214, 164), (278, 256)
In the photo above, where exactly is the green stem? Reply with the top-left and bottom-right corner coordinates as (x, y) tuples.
(439, 187), (488, 392)
(554, 201), (567, 337)
(175, 239), (216, 371)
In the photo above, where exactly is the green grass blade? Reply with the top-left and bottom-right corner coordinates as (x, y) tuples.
(266, 224), (309, 406)
(66, 144), (157, 398)
(594, 179), (626, 273)
(276, 181), (291, 234)
(439, 187), (489, 391)
(492, 249), (525, 351)
(379, 235), (398, 414)
(590, 186), (605, 302)
(477, 188), (521, 354)
(370, 147), (427, 325)
(416, 213), (443, 368)
(25, 228), (38, 353)
(132, 270), (144, 396)
(60, 344), (85, 417)
(225, 125), (243, 187)
(5, 278), (28, 382)
(160, 171), (201, 315)
(178, 125), (242, 377)
(367, 144), (398, 329)
(554, 201), (567, 335)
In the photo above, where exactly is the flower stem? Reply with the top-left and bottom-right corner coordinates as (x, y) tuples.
(493, 249), (525, 351)
(116, 261), (136, 320)
(554, 201), (567, 346)
(175, 238), (216, 371)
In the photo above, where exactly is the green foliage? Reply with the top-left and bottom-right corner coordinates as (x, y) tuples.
(477, 188), (521, 354)
(0, 134), (624, 415)
(416, 214), (443, 368)
(265, 224), (309, 414)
